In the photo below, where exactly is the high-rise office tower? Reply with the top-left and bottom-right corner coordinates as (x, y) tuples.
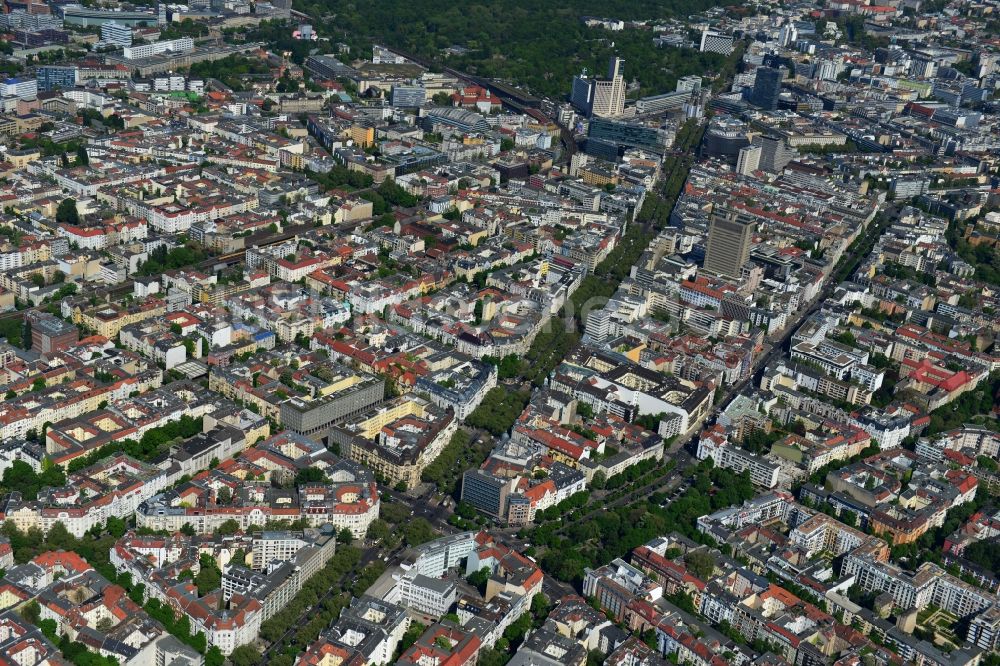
(608, 57), (624, 84)
(749, 66), (782, 111)
(570, 72), (595, 114)
(591, 56), (625, 117)
(778, 24), (798, 47)
(752, 135), (796, 173)
(735, 144), (762, 176)
(704, 208), (755, 278)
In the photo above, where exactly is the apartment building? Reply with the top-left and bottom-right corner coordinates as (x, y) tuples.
(583, 559), (662, 623)
(122, 37), (194, 60)
(252, 531), (310, 570)
(2, 454), (168, 537)
(298, 595), (410, 666)
(731, 585), (834, 664)
(73, 297), (166, 338)
(139, 454), (379, 539)
(333, 396), (457, 489)
(788, 514), (889, 560)
(25, 311), (79, 354)
(416, 359), (497, 421)
(397, 623), (481, 666)
(696, 425), (780, 488)
(842, 556), (996, 619)
(268, 365), (386, 439)
(551, 348), (714, 439)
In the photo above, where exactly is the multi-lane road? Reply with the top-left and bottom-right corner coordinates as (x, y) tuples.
(705, 205), (897, 428)
(259, 544), (382, 658)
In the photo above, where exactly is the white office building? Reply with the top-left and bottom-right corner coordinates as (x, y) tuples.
(122, 37), (194, 60)
(397, 570), (457, 618)
(0, 78), (38, 100)
(700, 30), (735, 55)
(101, 21), (133, 47)
(406, 532), (478, 578)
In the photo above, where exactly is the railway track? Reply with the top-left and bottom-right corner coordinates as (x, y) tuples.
(371, 43), (573, 155)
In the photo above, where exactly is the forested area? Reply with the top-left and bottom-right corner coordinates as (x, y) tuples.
(963, 538), (1000, 574)
(0, 461), (67, 501)
(516, 319), (579, 387)
(231, 20), (314, 65)
(360, 178), (419, 213)
(290, 0), (730, 98)
(305, 166), (374, 191)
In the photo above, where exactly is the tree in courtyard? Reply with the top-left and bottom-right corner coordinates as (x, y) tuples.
(56, 198), (79, 225)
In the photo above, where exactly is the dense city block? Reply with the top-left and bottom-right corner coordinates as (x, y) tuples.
(0, 0), (997, 665)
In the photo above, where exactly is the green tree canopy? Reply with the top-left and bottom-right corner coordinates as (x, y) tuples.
(56, 198), (79, 225)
